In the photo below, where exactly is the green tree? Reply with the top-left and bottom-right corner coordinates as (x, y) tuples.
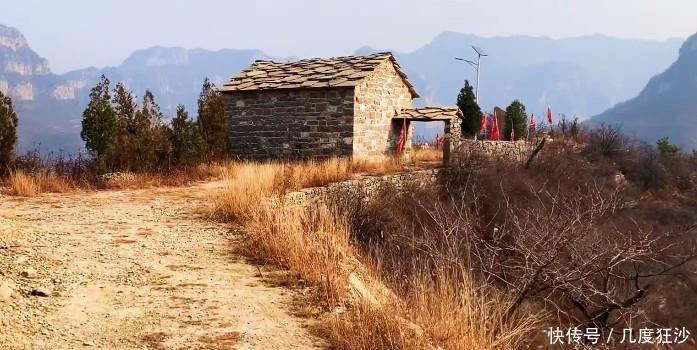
(0, 90), (18, 173)
(504, 100), (528, 141)
(170, 105), (202, 165)
(113, 83), (138, 134)
(112, 83), (138, 169)
(81, 75), (117, 172)
(131, 90), (172, 170)
(657, 137), (681, 159)
(198, 78), (228, 160)
(456, 80), (482, 137)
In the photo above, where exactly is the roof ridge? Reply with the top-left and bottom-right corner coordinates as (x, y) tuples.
(252, 51), (393, 65)
(221, 51), (419, 98)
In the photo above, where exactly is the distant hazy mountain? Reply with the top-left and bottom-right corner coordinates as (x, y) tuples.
(357, 31), (682, 116)
(0, 24), (685, 153)
(356, 32), (682, 140)
(594, 32), (697, 150)
(0, 23), (283, 153)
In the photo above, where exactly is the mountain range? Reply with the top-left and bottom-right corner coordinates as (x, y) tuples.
(594, 32), (697, 149)
(0, 24), (689, 153)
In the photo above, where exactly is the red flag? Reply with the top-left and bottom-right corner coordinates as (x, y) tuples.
(396, 118), (407, 154)
(547, 105), (553, 125)
(490, 115), (500, 141)
(510, 129), (515, 142)
(529, 113), (536, 133)
(481, 113), (487, 133)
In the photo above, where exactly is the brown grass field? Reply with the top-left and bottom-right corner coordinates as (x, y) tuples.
(211, 153), (536, 350)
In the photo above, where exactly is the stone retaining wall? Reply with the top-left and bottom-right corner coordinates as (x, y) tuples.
(455, 140), (533, 162)
(280, 169), (440, 206)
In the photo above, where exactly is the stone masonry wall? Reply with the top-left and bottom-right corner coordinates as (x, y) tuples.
(455, 140), (533, 162)
(353, 60), (414, 158)
(223, 88), (355, 159)
(281, 169), (440, 206)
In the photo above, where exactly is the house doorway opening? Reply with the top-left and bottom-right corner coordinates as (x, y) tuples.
(408, 120), (446, 164)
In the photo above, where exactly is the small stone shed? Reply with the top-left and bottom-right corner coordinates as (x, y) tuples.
(220, 52), (462, 160)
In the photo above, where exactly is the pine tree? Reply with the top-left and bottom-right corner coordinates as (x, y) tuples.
(0, 90), (18, 173)
(198, 78), (228, 160)
(456, 80), (482, 137)
(112, 83), (138, 170)
(113, 83), (138, 134)
(657, 137), (681, 159)
(504, 100), (528, 141)
(171, 105), (202, 165)
(81, 75), (117, 172)
(132, 90), (172, 170)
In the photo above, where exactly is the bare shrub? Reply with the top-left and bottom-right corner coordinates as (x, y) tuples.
(440, 143), (697, 344)
(585, 124), (628, 159)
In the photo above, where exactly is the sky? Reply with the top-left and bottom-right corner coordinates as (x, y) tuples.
(3, 0), (697, 73)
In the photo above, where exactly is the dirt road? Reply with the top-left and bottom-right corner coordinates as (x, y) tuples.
(0, 182), (327, 349)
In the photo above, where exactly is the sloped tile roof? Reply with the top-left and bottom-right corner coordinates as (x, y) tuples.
(220, 52), (419, 97)
(399, 107), (462, 120)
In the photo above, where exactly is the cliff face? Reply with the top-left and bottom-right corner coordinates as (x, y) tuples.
(594, 32), (697, 149)
(0, 24), (277, 153)
(0, 24), (52, 100)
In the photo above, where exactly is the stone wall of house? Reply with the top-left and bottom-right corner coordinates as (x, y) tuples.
(223, 88), (355, 159)
(353, 60), (414, 158)
(455, 140), (533, 162)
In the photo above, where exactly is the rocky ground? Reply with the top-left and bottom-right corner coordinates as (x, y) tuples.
(0, 182), (327, 349)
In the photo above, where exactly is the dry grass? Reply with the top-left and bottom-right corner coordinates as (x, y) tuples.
(212, 157), (407, 223)
(4, 170), (77, 197)
(101, 162), (229, 190)
(323, 302), (430, 350)
(2, 162), (230, 196)
(212, 162), (283, 223)
(408, 148), (443, 163)
(211, 156), (536, 349)
(245, 202), (354, 306)
(404, 270), (538, 350)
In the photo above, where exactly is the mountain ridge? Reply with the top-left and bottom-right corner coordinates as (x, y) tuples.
(0, 23), (686, 153)
(593, 32), (697, 149)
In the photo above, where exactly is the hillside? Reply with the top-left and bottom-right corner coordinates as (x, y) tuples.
(0, 24), (684, 153)
(594, 32), (697, 150)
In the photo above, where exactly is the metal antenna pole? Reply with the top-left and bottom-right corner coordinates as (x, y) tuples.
(455, 46), (488, 139)
(475, 55), (481, 104)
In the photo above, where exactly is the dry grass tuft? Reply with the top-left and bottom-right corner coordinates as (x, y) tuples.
(212, 162), (282, 223)
(245, 202), (354, 306)
(323, 302), (430, 350)
(405, 270), (538, 350)
(4, 170), (77, 196)
(6, 170), (39, 197)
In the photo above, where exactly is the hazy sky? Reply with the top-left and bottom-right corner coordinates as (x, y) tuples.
(3, 0), (697, 73)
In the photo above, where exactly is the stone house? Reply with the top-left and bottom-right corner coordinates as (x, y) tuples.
(220, 52), (462, 160)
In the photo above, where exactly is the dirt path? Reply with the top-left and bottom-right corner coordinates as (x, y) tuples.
(0, 182), (327, 350)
